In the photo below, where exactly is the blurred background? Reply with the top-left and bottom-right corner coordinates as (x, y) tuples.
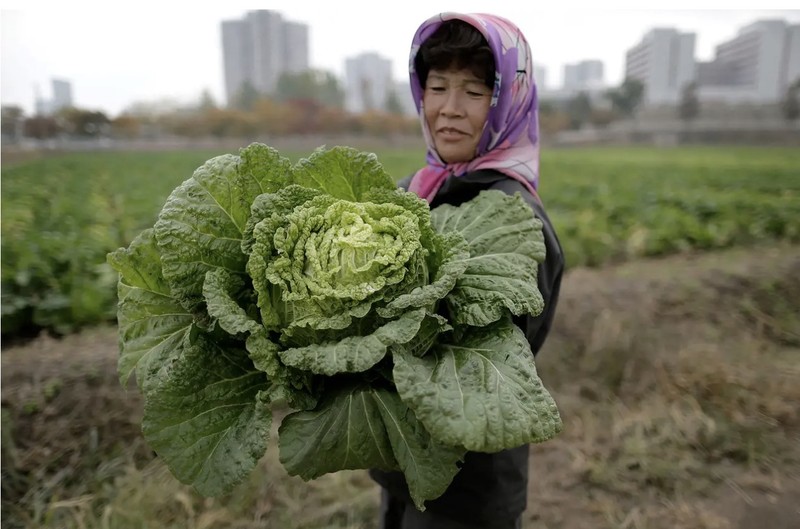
(2, 3), (799, 529)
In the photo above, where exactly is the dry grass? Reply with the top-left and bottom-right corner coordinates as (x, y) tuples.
(3, 244), (799, 529)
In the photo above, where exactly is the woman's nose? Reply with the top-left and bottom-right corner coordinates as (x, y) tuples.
(440, 92), (464, 116)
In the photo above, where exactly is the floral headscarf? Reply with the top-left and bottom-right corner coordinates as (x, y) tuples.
(407, 13), (540, 202)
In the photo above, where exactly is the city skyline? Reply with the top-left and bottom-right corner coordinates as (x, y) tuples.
(2, 4), (799, 116)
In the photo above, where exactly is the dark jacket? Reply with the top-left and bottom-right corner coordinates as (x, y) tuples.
(369, 169), (565, 526)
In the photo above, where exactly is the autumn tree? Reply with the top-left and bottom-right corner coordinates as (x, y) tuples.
(110, 114), (141, 139)
(1, 105), (25, 139)
(57, 107), (111, 137)
(781, 79), (800, 121)
(198, 89), (218, 111)
(566, 91), (592, 129)
(234, 81), (261, 111)
(678, 81), (700, 122)
(606, 77), (645, 118)
(384, 89), (405, 115)
(275, 70), (344, 109)
(537, 100), (571, 136)
(24, 116), (60, 139)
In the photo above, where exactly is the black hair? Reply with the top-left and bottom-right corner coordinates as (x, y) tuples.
(415, 19), (495, 90)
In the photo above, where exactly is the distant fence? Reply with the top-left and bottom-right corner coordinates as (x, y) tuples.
(555, 119), (800, 147)
(3, 122), (800, 159)
(1, 134), (426, 156)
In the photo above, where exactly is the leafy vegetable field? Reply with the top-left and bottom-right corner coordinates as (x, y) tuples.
(2, 146), (798, 337)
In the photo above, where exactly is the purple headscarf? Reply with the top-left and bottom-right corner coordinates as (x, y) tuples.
(407, 13), (541, 202)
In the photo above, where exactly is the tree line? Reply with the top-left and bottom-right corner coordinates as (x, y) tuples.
(3, 75), (798, 143)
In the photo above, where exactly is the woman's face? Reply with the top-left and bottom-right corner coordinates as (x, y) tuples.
(423, 68), (491, 164)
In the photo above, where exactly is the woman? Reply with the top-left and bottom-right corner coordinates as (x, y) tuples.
(369, 12), (565, 529)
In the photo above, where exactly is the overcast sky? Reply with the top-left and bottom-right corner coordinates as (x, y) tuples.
(2, 1), (799, 116)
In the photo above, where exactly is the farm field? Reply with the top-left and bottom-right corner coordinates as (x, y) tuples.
(2, 147), (800, 338)
(2, 145), (799, 528)
(2, 144), (798, 338)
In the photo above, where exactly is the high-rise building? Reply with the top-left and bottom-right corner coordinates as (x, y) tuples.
(345, 52), (393, 114)
(563, 60), (604, 92)
(248, 10), (285, 96)
(283, 21), (310, 75)
(221, 19), (254, 105)
(221, 10), (310, 105)
(696, 19), (800, 103)
(625, 28), (696, 105)
(34, 79), (73, 115)
(51, 79), (73, 112)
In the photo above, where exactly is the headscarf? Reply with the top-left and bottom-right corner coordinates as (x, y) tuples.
(407, 13), (541, 202)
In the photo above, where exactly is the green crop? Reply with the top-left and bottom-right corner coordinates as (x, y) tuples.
(108, 143), (561, 509)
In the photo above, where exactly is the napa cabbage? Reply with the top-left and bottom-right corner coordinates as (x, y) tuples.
(108, 143), (562, 510)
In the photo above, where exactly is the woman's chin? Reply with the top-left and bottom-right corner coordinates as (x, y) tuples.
(436, 145), (473, 164)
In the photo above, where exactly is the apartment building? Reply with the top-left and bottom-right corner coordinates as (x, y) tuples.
(344, 52), (393, 114)
(624, 28), (696, 105)
(563, 60), (605, 92)
(696, 19), (800, 103)
(34, 78), (73, 115)
(221, 10), (309, 104)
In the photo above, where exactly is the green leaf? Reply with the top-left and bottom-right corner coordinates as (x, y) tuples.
(202, 268), (260, 336)
(292, 146), (395, 201)
(278, 384), (464, 511)
(278, 383), (397, 479)
(431, 190), (546, 326)
(393, 318), (563, 453)
(242, 185), (322, 256)
(244, 329), (283, 378)
(378, 231), (469, 319)
(237, 142), (294, 195)
(278, 308), (427, 376)
(246, 330), (317, 410)
(364, 187), (438, 247)
(142, 335), (271, 497)
(107, 229), (193, 390)
(155, 147), (290, 313)
(390, 311), (451, 358)
(372, 388), (465, 511)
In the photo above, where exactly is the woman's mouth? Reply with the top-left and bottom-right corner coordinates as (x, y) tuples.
(437, 127), (467, 140)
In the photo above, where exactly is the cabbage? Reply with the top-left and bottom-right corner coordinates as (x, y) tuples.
(108, 143), (562, 509)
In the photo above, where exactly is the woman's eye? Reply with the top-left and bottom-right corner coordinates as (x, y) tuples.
(430, 86), (446, 93)
(467, 91), (485, 97)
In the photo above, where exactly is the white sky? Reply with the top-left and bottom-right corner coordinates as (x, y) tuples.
(2, 1), (799, 116)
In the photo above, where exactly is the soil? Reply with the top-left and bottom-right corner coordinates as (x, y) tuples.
(2, 244), (799, 529)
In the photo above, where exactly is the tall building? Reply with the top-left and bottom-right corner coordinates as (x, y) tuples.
(221, 10), (310, 105)
(283, 21), (310, 75)
(625, 28), (696, 105)
(248, 10), (285, 96)
(34, 79), (73, 115)
(696, 19), (800, 103)
(221, 20), (253, 105)
(51, 79), (73, 111)
(345, 52), (393, 114)
(563, 60), (604, 92)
